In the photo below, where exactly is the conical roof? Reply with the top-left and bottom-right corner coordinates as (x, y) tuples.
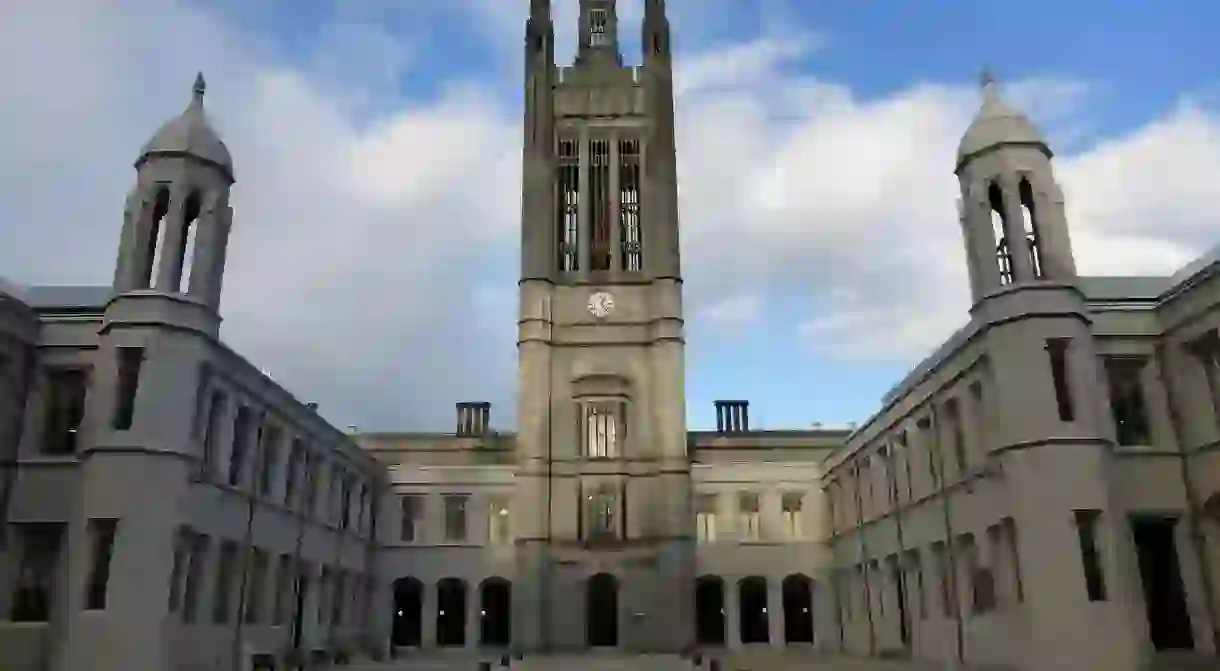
(956, 69), (1048, 168)
(137, 73), (233, 180)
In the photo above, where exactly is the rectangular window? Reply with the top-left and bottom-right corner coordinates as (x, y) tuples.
(284, 440), (303, 507)
(111, 347), (144, 430)
(317, 568), (331, 625)
(1004, 517), (1024, 602)
(910, 550), (926, 620)
(213, 540), (238, 623)
(487, 497), (511, 546)
(244, 548), (268, 624)
(932, 541), (956, 618)
(583, 402), (621, 459)
(41, 368), (88, 454)
(1047, 338), (1076, 422)
(443, 494), (468, 542)
(272, 554), (292, 625)
(589, 8), (608, 45)
(227, 407), (254, 487)
(1074, 509), (1107, 601)
(619, 138), (642, 271)
(8, 522), (63, 622)
(919, 417), (940, 490)
(897, 432), (912, 503)
(589, 138), (612, 271)
(341, 477), (353, 530)
(199, 392), (225, 477)
(303, 454), (318, 512)
(331, 571), (346, 625)
(782, 493), (804, 541)
(556, 137), (580, 272)
(84, 519), (118, 610)
(738, 492), (760, 542)
(399, 495), (421, 542)
(970, 381), (988, 455)
(944, 398), (968, 476)
(181, 534), (208, 623)
(586, 487), (618, 540)
(167, 528), (190, 613)
(257, 423), (280, 496)
(696, 493), (717, 543)
(1105, 358), (1152, 446)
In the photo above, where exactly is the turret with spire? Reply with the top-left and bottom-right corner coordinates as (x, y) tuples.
(113, 73), (235, 322)
(955, 69), (1073, 301)
(952, 70), (1149, 671)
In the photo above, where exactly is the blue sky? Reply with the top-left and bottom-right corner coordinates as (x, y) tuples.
(2, 0), (1219, 432)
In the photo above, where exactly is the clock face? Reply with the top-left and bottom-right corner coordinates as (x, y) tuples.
(587, 291), (616, 318)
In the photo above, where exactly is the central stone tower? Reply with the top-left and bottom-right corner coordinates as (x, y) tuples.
(514, 0), (693, 653)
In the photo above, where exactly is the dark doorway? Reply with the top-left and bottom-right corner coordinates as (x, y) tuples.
(436, 578), (467, 647)
(1131, 516), (1194, 651)
(782, 574), (814, 644)
(738, 577), (769, 644)
(480, 578), (512, 647)
(695, 575), (726, 646)
(392, 577), (423, 647)
(586, 573), (618, 647)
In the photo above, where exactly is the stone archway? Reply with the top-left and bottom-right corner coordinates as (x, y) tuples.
(391, 577), (423, 647)
(782, 574), (814, 644)
(480, 577), (512, 647)
(695, 575), (726, 646)
(586, 572), (619, 647)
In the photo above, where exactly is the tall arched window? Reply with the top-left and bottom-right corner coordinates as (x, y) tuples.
(988, 181), (1013, 285)
(1018, 177), (1043, 279)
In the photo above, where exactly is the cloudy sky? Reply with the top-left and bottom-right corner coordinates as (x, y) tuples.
(1, 0), (1218, 433)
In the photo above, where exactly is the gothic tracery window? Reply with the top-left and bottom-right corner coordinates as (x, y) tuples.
(619, 138), (642, 272)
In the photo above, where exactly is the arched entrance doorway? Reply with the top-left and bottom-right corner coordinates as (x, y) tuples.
(782, 574), (814, 644)
(586, 572), (618, 647)
(436, 578), (467, 647)
(391, 577), (423, 647)
(738, 576), (769, 644)
(695, 575), (726, 646)
(480, 577), (512, 647)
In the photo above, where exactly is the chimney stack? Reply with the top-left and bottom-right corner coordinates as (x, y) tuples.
(714, 400), (750, 433)
(457, 402), (492, 436)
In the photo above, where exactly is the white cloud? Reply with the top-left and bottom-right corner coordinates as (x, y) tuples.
(3, 0), (1220, 432)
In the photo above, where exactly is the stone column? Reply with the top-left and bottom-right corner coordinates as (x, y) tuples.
(768, 578), (784, 647)
(965, 183), (1002, 292)
(1140, 355), (1177, 449)
(725, 578), (741, 650)
(422, 581), (437, 648)
(466, 581), (480, 649)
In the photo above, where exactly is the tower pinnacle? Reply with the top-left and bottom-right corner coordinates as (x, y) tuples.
(192, 72), (206, 105)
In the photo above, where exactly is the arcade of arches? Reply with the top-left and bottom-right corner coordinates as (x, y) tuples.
(391, 574), (815, 649)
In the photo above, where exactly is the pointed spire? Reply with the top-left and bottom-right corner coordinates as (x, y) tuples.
(191, 71), (206, 106)
(979, 66), (996, 90)
(956, 66), (1049, 169)
(979, 66), (1002, 108)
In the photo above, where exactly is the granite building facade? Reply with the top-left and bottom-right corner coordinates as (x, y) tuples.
(2, 1), (1220, 670)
